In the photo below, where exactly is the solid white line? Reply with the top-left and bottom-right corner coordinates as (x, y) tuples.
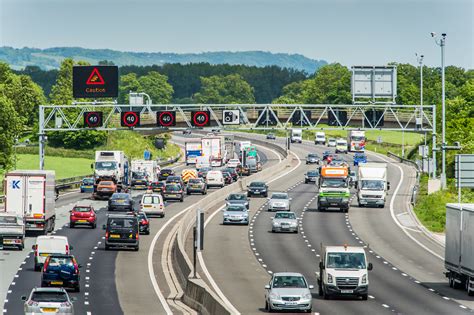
(371, 153), (444, 261)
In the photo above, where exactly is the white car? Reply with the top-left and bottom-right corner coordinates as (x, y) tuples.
(267, 192), (291, 211)
(328, 138), (337, 147)
(23, 287), (75, 315)
(227, 159), (241, 168)
(265, 272), (313, 313)
(206, 170), (225, 188)
(140, 193), (165, 217)
(335, 139), (348, 153)
(33, 236), (72, 271)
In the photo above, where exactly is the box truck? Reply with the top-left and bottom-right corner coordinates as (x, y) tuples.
(445, 203), (474, 295)
(357, 163), (389, 208)
(202, 137), (225, 167)
(93, 151), (130, 193)
(131, 160), (160, 188)
(4, 170), (56, 234)
(291, 128), (303, 143)
(317, 166), (350, 212)
(185, 141), (202, 165)
(315, 132), (326, 145)
(348, 130), (366, 152)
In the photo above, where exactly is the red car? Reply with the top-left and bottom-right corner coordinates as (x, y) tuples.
(70, 205), (97, 228)
(222, 172), (233, 185)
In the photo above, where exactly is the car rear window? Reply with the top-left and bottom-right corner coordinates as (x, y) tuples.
(189, 179), (202, 184)
(161, 169), (172, 174)
(229, 194), (246, 200)
(275, 212), (296, 219)
(166, 184), (181, 191)
(112, 193), (129, 199)
(31, 291), (68, 302)
(142, 196), (161, 204)
(108, 218), (137, 228)
(73, 206), (91, 212)
(100, 181), (113, 186)
(48, 256), (74, 267)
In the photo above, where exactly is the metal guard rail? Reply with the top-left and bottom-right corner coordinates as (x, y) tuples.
(387, 151), (421, 205)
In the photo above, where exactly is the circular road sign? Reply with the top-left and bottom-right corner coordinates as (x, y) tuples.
(158, 111), (175, 127)
(84, 111), (102, 127)
(122, 111), (139, 127)
(192, 111), (210, 127)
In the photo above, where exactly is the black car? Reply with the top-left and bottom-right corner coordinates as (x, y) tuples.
(182, 129), (192, 135)
(247, 181), (268, 197)
(222, 167), (239, 181)
(131, 171), (148, 189)
(162, 183), (184, 202)
(136, 211), (150, 235)
(148, 181), (166, 193)
(104, 214), (139, 251)
(108, 193), (134, 211)
(306, 153), (320, 164)
(266, 133), (276, 140)
(41, 254), (81, 292)
(198, 167), (212, 179)
(166, 175), (184, 187)
(305, 170), (319, 184)
(222, 172), (233, 185)
(186, 178), (207, 195)
(159, 169), (175, 181)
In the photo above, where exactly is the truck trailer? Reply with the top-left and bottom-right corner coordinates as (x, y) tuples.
(202, 137), (225, 167)
(185, 141), (202, 165)
(445, 203), (474, 295)
(4, 170), (56, 234)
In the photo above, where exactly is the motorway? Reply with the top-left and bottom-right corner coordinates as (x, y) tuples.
(0, 134), (279, 315)
(199, 134), (474, 314)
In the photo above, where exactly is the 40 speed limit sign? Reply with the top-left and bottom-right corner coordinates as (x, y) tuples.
(191, 111), (210, 127)
(156, 111), (176, 127)
(121, 111), (140, 128)
(83, 111), (103, 128)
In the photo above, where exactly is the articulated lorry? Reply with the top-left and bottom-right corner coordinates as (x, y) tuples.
(3, 170), (56, 235)
(317, 244), (373, 300)
(357, 163), (389, 208)
(202, 137), (225, 167)
(185, 141), (202, 165)
(445, 203), (474, 295)
(347, 130), (366, 152)
(93, 151), (130, 197)
(317, 166), (350, 212)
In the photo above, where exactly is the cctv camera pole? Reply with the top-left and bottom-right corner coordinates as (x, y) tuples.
(39, 105), (45, 170)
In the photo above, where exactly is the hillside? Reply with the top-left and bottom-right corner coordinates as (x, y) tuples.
(0, 46), (326, 74)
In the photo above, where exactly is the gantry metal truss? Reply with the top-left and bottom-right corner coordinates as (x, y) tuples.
(39, 103), (435, 132)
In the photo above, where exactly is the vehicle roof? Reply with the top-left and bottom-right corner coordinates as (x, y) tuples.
(31, 287), (67, 293)
(107, 214), (136, 219)
(73, 205), (92, 208)
(37, 235), (68, 241)
(272, 272), (304, 277)
(45, 253), (74, 258)
(142, 193), (161, 197)
(325, 246), (366, 253)
(275, 211), (295, 214)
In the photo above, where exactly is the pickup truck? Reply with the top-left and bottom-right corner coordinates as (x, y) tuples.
(0, 213), (25, 250)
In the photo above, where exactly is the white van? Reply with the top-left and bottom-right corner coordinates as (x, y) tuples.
(206, 170), (225, 188)
(33, 236), (71, 271)
(315, 132), (326, 145)
(335, 138), (348, 154)
(196, 156), (211, 169)
(140, 193), (165, 217)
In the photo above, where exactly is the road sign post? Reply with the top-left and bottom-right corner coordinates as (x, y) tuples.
(455, 154), (474, 202)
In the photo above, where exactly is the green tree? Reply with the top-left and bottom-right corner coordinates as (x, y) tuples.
(118, 73), (141, 104)
(195, 74), (255, 104)
(137, 71), (173, 104)
(0, 95), (22, 169)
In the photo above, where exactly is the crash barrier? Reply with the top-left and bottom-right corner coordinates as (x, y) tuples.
(172, 139), (292, 314)
(0, 153), (182, 204)
(387, 151), (420, 205)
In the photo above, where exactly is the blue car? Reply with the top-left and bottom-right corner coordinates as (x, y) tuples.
(353, 153), (367, 166)
(41, 254), (81, 292)
(80, 177), (95, 193)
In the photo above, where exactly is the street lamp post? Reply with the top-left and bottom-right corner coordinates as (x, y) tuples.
(432, 32), (447, 189)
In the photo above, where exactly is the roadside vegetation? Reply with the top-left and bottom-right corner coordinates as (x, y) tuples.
(414, 175), (474, 232)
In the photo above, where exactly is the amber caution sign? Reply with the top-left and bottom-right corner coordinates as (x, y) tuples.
(73, 66), (118, 98)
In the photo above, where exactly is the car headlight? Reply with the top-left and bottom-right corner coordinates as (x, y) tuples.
(273, 222), (280, 227)
(361, 274), (367, 284)
(224, 213), (230, 217)
(303, 293), (312, 300)
(269, 292), (280, 300)
(244, 202), (249, 206)
(327, 273), (334, 283)
(291, 222), (298, 227)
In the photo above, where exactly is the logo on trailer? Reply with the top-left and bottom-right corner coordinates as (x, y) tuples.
(11, 180), (20, 189)
(86, 68), (105, 85)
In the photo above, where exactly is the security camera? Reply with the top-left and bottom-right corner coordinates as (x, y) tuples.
(431, 32), (436, 37)
(442, 33), (447, 37)
(421, 55), (424, 58)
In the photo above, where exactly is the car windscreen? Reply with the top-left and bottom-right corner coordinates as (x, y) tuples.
(0, 216), (19, 225)
(327, 252), (366, 269)
(250, 182), (265, 187)
(321, 178), (347, 188)
(272, 193), (288, 200)
(307, 171), (318, 176)
(272, 276), (307, 288)
(275, 213), (296, 219)
(95, 162), (116, 170)
(132, 172), (146, 179)
(142, 196), (161, 204)
(73, 207), (92, 212)
(31, 291), (68, 303)
(228, 194), (246, 200)
(360, 180), (384, 190)
(226, 206), (246, 212)
(308, 154), (318, 158)
(108, 218), (137, 228)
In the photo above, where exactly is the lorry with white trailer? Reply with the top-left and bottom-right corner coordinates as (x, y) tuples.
(223, 134), (235, 162)
(131, 160), (160, 188)
(235, 140), (251, 156)
(93, 151), (130, 192)
(357, 163), (389, 208)
(317, 244), (373, 300)
(185, 141), (202, 165)
(445, 203), (474, 295)
(347, 130), (366, 152)
(202, 136), (225, 167)
(3, 170), (56, 234)
(291, 128), (303, 143)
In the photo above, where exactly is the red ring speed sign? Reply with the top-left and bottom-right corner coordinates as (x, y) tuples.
(192, 111), (210, 127)
(122, 111), (139, 127)
(158, 111), (175, 127)
(84, 111), (102, 127)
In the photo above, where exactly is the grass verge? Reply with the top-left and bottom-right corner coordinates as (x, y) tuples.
(414, 175), (474, 232)
(15, 154), (93, 179)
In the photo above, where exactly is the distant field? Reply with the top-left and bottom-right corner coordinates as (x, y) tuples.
(15, 154), (93, 179)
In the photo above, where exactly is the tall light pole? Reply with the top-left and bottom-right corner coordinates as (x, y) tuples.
(432, 32), (447, 189)
(416, 53), (428, 176)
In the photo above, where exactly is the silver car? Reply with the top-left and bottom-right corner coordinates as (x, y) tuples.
(272, 211), (299, 233)
(267, 192), (291, 211)
(328, 138), (337, 147)
(222, 204), (249, 225)
(265, 272), (313, 313)
(225, 193), (249, 209)
(22, 287), (75, 315)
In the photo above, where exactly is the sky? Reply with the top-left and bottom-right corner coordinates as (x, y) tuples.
(0, 0), (472, 69)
